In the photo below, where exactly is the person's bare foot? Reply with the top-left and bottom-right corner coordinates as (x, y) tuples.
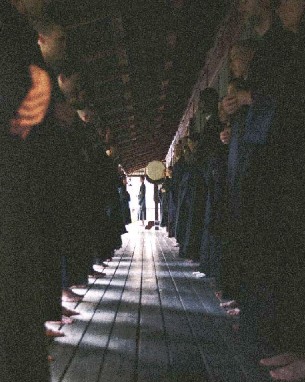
(260, 353), (299, 367)
(70, 284), (87, 289)
(46, 320), (62, 326)
(93, 264), (106, 272)
(88, 271), (106, 279)
(227, 308), (240, 316)
(61, 316), (75, 324)
(185, 259), (194, 263)
(62, 288), (83, 302)
(270, 359), (305, 381)
(45, 328), (65, 337)
(46, 316), (74, 325)
(62, 306), (80, 317)
(220, 300), (238, 309)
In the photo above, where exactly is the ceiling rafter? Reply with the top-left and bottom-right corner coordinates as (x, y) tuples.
(51, 0), (229, 171)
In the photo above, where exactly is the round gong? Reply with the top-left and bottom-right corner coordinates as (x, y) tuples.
(146, 161), (165, 181)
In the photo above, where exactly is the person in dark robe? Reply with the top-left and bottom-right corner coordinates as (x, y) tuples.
(177, 129), (204, 262)
(119, 175), (132, 226)
(218, 6), (272, 314)
(171, 139), (188, 243)
(218, 77), (256, 306)
(0, 1), (52, 380)
(160, 168), (170, 228)
(104, 141), (126, 251)
(175, 142), (193, 255)
(138, 175), (146, 224)
(165, 166), (176, 237)
(218, 25), (271, 310)
(76, 107), (118, 270)
(35, 19), (80, 332)
(251, 2), (305, 378)
(196, 88), (227, 286)
(223, 1), (305, 379)
(55, 63), (115, 286)
(47, 66), (99, 300)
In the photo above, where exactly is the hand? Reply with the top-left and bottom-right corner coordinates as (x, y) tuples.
(218, 102), (230, 124)
(222, 95), (239, 115)
(222, 90), (252, 115)
(236, 90), (252, 107)
(10, 64), (52, 139)
(220, 128), (231, 145)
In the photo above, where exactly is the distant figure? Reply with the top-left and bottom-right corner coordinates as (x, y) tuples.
(137, 175), (146, 225)
(119, 175), (132, 225)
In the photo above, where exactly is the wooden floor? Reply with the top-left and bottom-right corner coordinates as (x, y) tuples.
(50, 223), (274, 382)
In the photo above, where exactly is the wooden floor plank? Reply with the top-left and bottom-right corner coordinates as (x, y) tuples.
(98, 233), (143, 382)
(50, 237), (134, 382)
(157, 230), (273, 382)
(149, 232), (212, 382)
(49, 225), (273, 382)
(62, 264), (134, 381)
(137, 235), (170, 382)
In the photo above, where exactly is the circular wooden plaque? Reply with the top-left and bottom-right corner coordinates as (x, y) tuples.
(146, 161), (165, 181)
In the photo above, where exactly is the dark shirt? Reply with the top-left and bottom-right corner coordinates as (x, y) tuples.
(199, 113), (227, 162)
(249, 20), (305, 145)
